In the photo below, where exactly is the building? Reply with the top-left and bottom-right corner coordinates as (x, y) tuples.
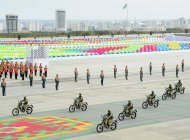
(29, 21), (41, 31)
(6, 14), (18, 33)
(55, 10), (66, 32)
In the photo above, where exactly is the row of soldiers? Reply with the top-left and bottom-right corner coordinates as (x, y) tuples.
(73, 60), (184, 84)
(0, 60), (48, 80)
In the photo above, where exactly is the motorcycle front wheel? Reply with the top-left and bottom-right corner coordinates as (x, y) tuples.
(153, 101), (159, 108)
(142, 102), (148, 109)
(12, 108), (19, 116)
(81, 104), (87, 111)
(171, 93), (176, 99)
(131, 112), (137, 119)
(180, 88), (185, 94)
(110, 122), (117, 130)
(69, 105), (75, 113)
(26, 107), (33, 114)
(118, 113), (124, 121)
(162, 94), (167, 100)
(96, 124), (104, 133)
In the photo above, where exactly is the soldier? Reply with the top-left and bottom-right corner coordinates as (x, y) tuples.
(74, 68), (78, 82)
(14, 65), (18, 80)
(140, 67), (143, 81)
(149, 62), (152, 75)
(25, 63), (29, 78)
(44, 65), (48, 77)
(0, 63), (3, 80)
(29, 63), (33, 74)
(42, 73), (46, 88)
(21, 67), (25, 80)
(162, 63), (165, 77)
(29, 73), (33, 87)
(86, 69), (90, 84)
(4, 66), (7, 78)
(20, 62), (23, 77)
(1, 78), (6, 96)
(125, 65), (128, 80)
(39, 63), (43, 76)
(176, 64), (179, 78)
(181, 60), (184, 72)
(55, 74), (59, 90)
(100, 70), (104, 86)
(114, 65), (117, 79)
(9, 66), (13, 79)
(34, 63), (38, 76)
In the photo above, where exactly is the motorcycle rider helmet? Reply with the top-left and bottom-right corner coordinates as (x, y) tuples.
(79, 93), (82, 97)
(24, 96), (27, 100)
(128, 100), (131, 104)
(151, 91), (154, 95)
(179, 80), (181, 83)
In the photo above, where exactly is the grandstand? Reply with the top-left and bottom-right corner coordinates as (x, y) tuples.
(0, 34), (190, 61)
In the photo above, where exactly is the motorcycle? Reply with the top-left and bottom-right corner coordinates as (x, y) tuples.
(118, 105), (137, 121)
(96, 115), (117, 133)
(142, 96), (159, 109)
(12, 100), (33, 116)
(162, 88), (176, 100)
(174, 84), (185, 94)
(69, 99), (88, 113)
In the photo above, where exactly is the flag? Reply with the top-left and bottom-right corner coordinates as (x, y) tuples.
(123, 3), (128, 9)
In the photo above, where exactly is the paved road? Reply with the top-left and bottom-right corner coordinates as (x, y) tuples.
(1, 93), (190, 140)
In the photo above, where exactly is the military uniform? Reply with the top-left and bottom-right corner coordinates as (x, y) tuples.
(29, 73), (33, 87)
(74, 68), (78, 82)
(149, 62), (152, 75)
(162, 63), (165, 77)
(25, 64), (29, 78)
(114, 65), (117, 79)
(86, 69), (90, 84)
(42, 74), (46, 88)
(34, 64), (38, 76)
(44, 66), (47, 77)
(176, 65), (179, 78)
(140, 67), (143, 81)
(1, 79), (6, 96)
(181, 60), (184, 72)
(55, 75), (59, 90)
(39, 64), (43, 76)
(100, 71), (104, 86)
(125, 66), (128, 80)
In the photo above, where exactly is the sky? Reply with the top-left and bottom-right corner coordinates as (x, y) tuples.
(0, 0), (190, 20)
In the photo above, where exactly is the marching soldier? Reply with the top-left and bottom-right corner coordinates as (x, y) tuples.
(21, 67), (25, 80)
(176, 64), (179, 78)
(44, 65), (48, 77)
(25, 63), (29, 78)
(29, 73), (33, 87)
(162, 63), (165, 77)
(39, 63), (43, 76)
(0, 63), (3, 80)
(1, 78), (6, 96)
(42, 73), (46, 88)
(140, 67), (143, 81)
(9, 66), (13, 79)
(14, 65), (18, 80)
(34, 63), (38, 76)
(86, 69), (90, 84)
(181, 60), (184, 72)
(4, 66), (7, 78)
(55, 74), (59, 90)
(20, 62), (23, 77)
(149, 62), (152, 75)
(74, 68), (78, 82)
(114, 65), (117, 79)
(29, 63), (33, 74)
(125, 66), (128, 80)
(100, 70), (104, 86)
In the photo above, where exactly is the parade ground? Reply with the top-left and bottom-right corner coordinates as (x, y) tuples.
(0, 50), (190, 140)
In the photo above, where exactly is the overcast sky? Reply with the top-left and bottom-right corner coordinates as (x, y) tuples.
(0, 0), (189, 20)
